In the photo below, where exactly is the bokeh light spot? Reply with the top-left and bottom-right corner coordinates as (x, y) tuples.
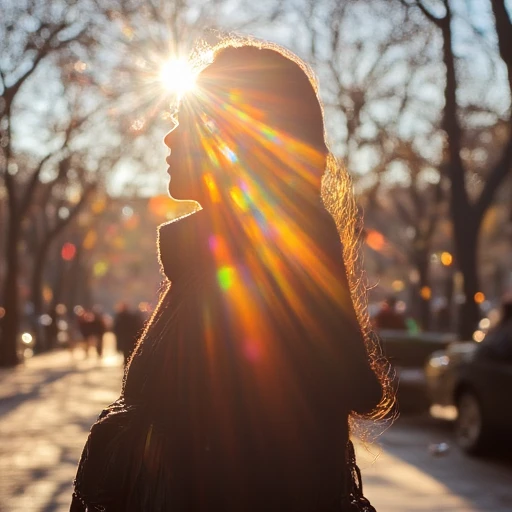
(61, 243), (76, 261)
(366, 230), (385, 251)
(420, 286), (432, 300)
(474, 292), (485, 304)
(93, 261), (109, 277)
(91, 197), (106, 214)
(440, 251), (453, 266)
(392, 280), (405, 292)
(83, 230), (97, 250)
(122, 205), (134, 217)
(473, 330), (485, 342)
(479, 317), (490, 329)
(217, 265), (235, 291)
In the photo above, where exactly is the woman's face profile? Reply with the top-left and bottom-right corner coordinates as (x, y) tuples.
(163, 99), (241, 207)
(163, 110), (204, 202)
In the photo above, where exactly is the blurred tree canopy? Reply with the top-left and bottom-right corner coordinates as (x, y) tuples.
(1, 0), (512, 365)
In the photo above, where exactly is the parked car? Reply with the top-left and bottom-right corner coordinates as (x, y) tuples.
(425, 340), (512, 454)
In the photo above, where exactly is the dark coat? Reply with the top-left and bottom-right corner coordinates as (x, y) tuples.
(71, 206), (381, 511)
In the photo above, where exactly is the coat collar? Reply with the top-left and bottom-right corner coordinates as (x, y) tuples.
(157, 209), (209, 282)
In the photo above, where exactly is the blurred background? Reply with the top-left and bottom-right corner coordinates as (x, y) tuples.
(1, 0), (512, 511)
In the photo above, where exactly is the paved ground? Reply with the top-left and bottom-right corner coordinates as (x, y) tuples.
(0, 336), (511, 511)
(0, 337), (123, 512)
(358, 417), (512, 511)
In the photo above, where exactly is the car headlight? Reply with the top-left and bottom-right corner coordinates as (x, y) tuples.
(429, 355), (450, 368)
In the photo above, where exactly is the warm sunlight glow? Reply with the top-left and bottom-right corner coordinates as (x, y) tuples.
(159, 58), (197, 95)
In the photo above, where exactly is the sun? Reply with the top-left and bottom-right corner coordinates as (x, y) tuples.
(159, 58), (197, 96)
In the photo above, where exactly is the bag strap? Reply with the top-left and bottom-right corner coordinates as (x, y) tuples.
(342, 439), (377, 512)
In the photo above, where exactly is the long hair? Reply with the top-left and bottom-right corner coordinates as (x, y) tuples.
(133, 35), (394, 424)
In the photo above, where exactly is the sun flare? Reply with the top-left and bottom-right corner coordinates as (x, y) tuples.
(159, 58), (197, 96)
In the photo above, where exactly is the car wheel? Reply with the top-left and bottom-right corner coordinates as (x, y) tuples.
(455, 390), (486, 455)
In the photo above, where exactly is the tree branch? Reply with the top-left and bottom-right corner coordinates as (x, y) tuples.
(46, 182), (96, 242)
(399, 0), (445, 26)
(475, 138), (512, 223)
(415, 0), (444, 25)
(18, 153), (53, 217)
(490, 0), (512, 93)
(3, 22), (68, 107)
(0, 67), (5, 93)
(425, 180), (444, 242)
(18, 117), (83, 219)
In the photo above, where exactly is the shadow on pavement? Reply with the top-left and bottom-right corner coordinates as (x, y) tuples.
(358, 413), (512, 512)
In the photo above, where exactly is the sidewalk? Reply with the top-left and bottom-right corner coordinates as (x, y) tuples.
(358, 417), (512, 511)
(0, 337), (123, 512)
(1, 339), (511, 511)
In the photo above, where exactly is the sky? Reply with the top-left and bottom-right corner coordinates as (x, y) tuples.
(3, 0), (512, 197)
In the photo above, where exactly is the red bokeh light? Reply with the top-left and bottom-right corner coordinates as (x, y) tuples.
(366, 229), (385, 251)
(61, 243), (76, 261)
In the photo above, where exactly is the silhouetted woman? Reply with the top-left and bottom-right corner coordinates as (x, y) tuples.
(71, 38), (392, 511)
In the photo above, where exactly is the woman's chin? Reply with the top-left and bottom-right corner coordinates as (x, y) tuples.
(166, 190), (202, 211)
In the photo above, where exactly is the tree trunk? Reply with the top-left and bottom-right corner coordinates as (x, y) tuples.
(31, 240), (51, 319)
(441, 273), (455, 332)
(456, 230), (480, 340)
(0, 215), (21, 367)
(51, 259), (66, 311)
(31, 239), (53, 352)
(67, 245), (83, 311)
(416, 253), (432, 331)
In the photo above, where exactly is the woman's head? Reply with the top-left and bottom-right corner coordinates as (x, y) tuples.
(163, 44), (328, 206)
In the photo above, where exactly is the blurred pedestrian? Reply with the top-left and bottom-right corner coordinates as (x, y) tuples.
(374, 297), (407, 331)
(89, 306), (106, 358)
(66, 307), (84, 358)
(76, 309), (92, 358)
(44, 306), (59, 350)
(71, 38), (392, 512)
(113, 302), (144, 365)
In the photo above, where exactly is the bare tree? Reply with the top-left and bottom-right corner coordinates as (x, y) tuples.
(0, 0), (113, 366)
(398, 0), (512, 338)
(27, 154), (115, 326)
